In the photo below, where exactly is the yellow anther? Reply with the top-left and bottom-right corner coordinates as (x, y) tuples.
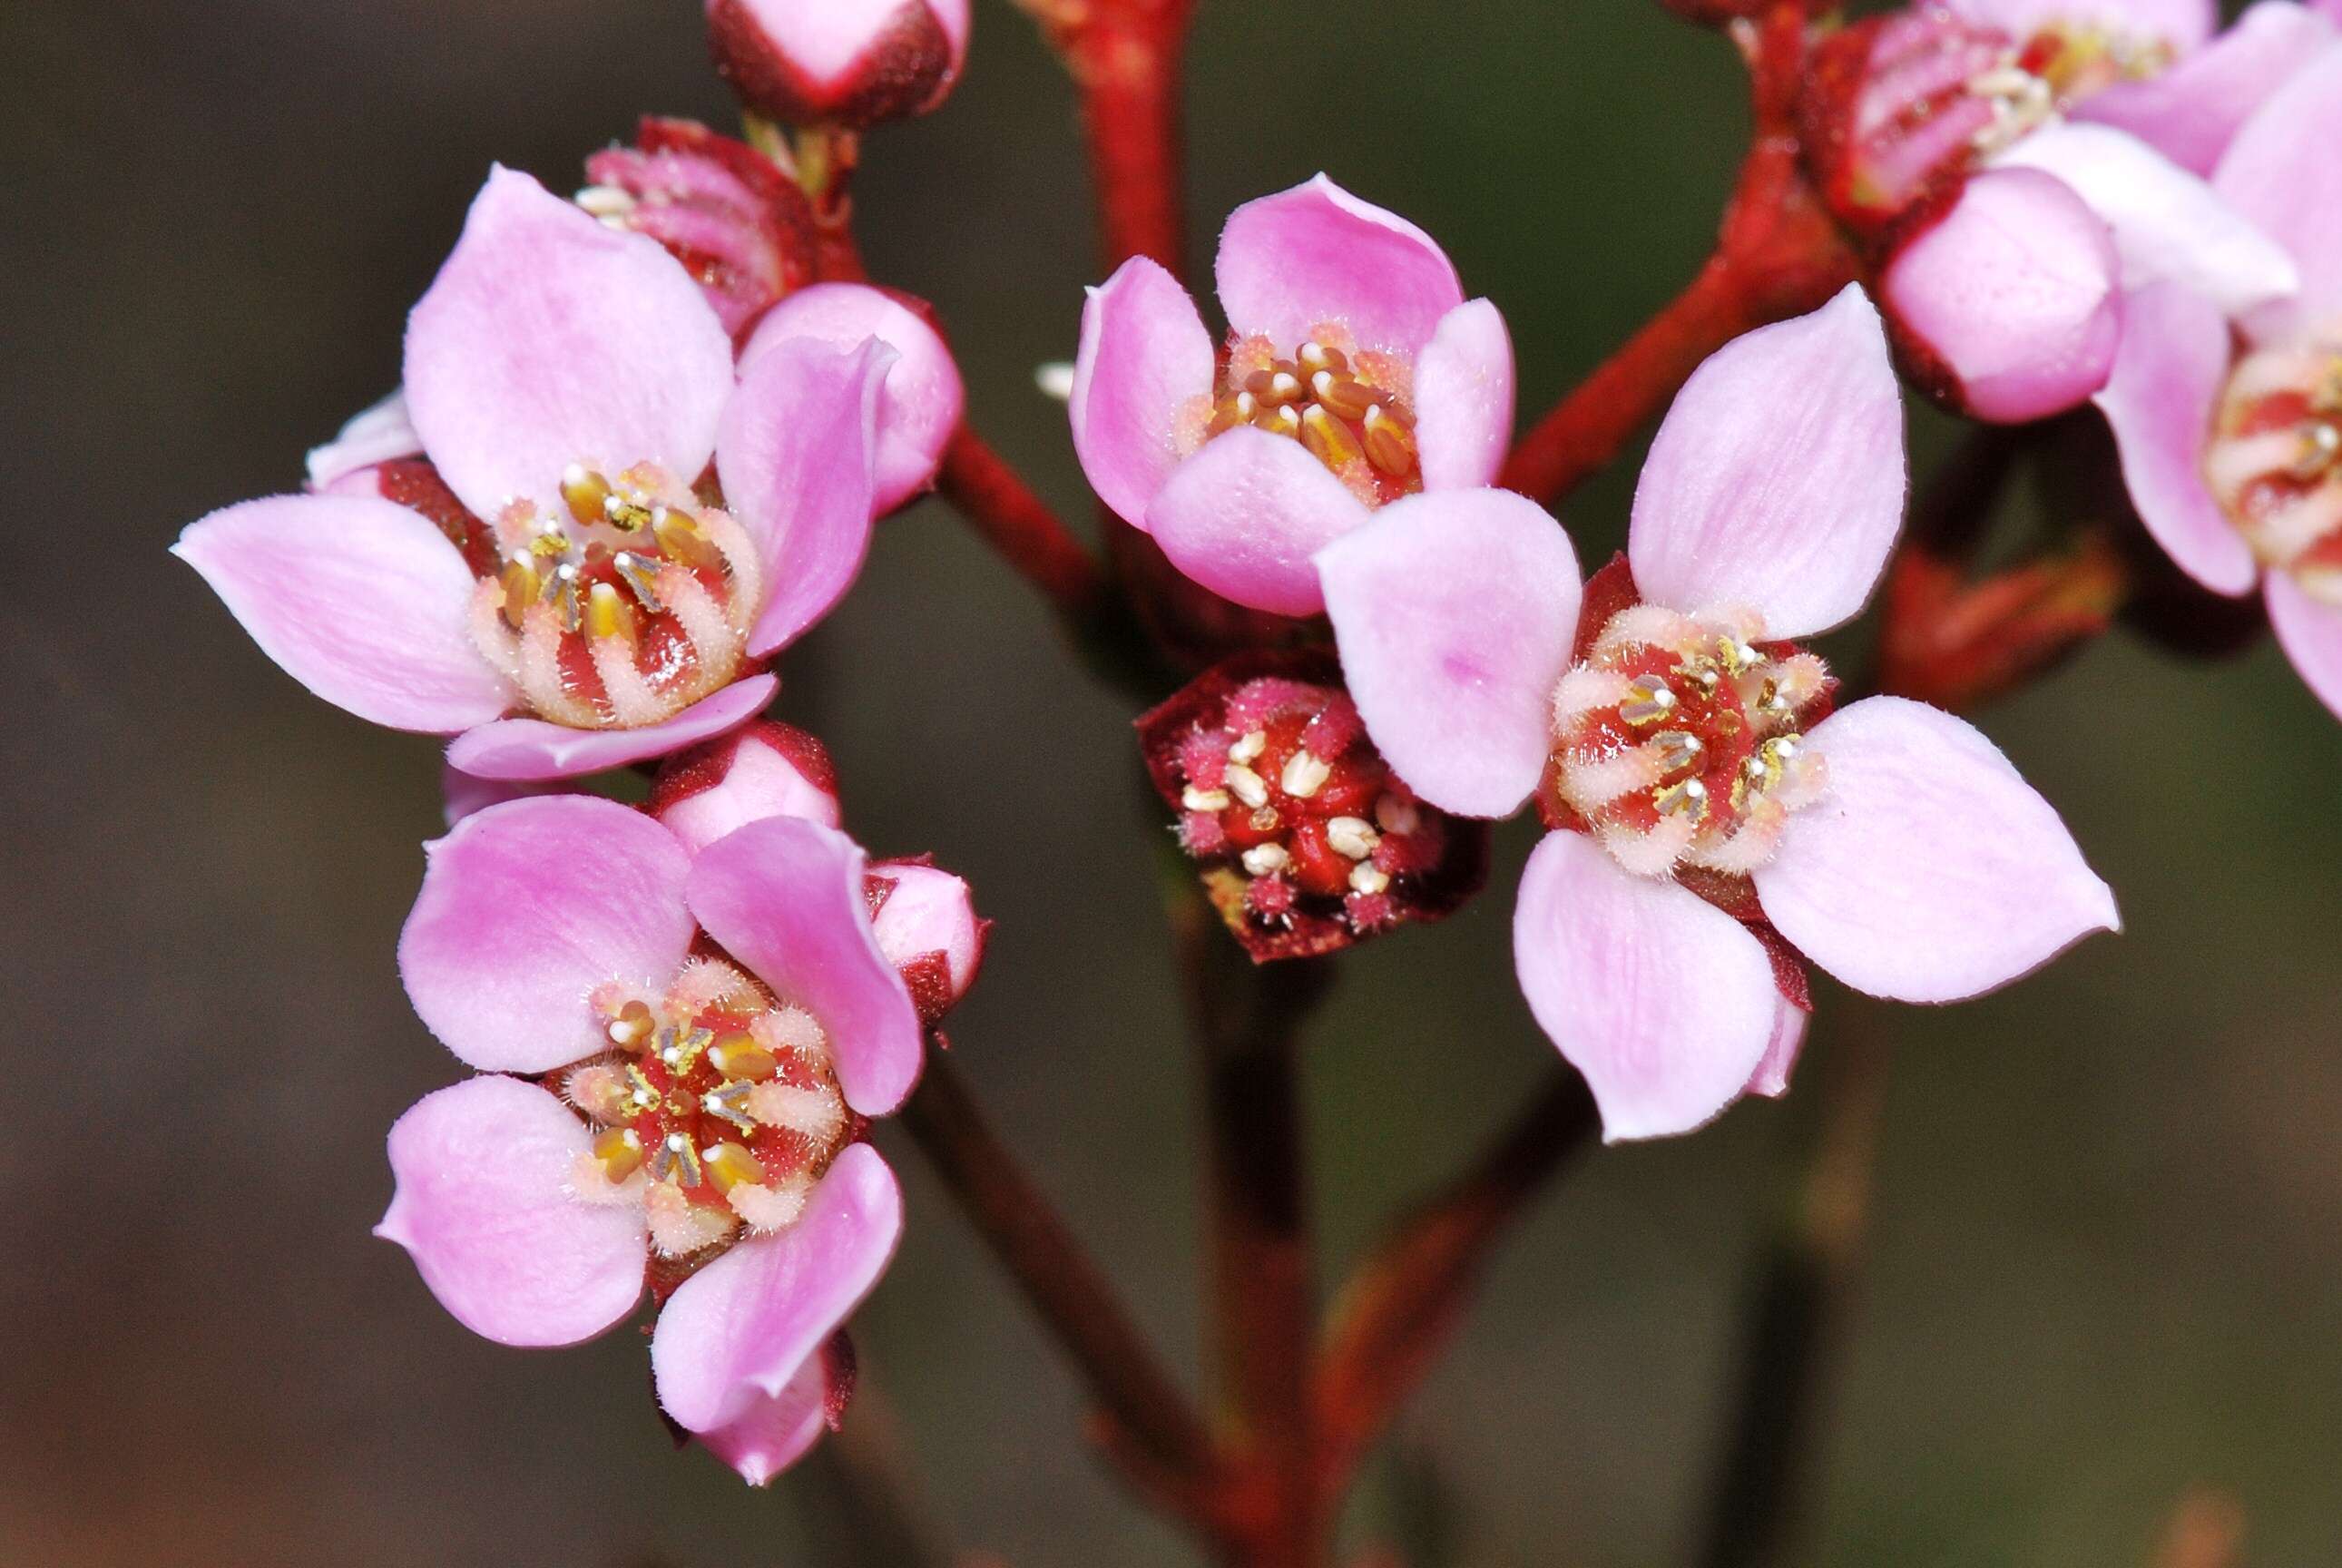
(708, 1034), (779, 1083)
(606, 999), (657, 1049)
(561, 466), (613, 528)
(498, 560), (539, 631)
(701, 1142), (769, 1195)
(1300, 405), (1364, 471)
(1310, 370), (1377, 423)
(1619, 673), (1678, 725)
(593, 1126), (645, 1183)
(603, 494), (654, 533)
(1652, 777), (1710, 824)
(1361, 405), (1417, 478)
(586, 582), (635, 644)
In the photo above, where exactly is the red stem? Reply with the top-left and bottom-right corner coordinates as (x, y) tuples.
(1039, 0), (1199, 274)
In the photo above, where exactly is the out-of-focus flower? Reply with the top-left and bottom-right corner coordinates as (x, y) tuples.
(1315, 289), (2118, 1138)
(1137, 651), (1488, 961)
(1071, 176), (1514, 614)
(378, 799), (926, 1483)
(707, 0), (971, 130)
(2092, 45), (2342, 718)
(176, 168), (895, 781)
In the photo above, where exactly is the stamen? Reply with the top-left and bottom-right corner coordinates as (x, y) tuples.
(1280, 750), (1332, 799)
(560, 466), (612, 527)
(1619, 673), (1679, 725)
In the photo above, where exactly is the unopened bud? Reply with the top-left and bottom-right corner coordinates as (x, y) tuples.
(867, 860), (986, 1023)
(706, 0), (971, 131)
(647, 720), (844, 853)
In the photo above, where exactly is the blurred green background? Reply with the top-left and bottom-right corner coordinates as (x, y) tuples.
(6, 1), (2338, 1563)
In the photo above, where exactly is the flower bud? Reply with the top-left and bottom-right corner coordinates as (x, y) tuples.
(647, 720), (844, 853)
(866, 859), (986, 1022)
(706, 0), (971, 130)
(1880, 168), (2122, 423)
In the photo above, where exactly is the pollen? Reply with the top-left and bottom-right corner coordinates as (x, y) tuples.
(1203, 327), (1422, 505)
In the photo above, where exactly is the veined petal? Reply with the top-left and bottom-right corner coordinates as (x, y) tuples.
(2265, 573), (2342, 720)
(1144, 426), (1375, 615)
(2073, 3), (2337, 176)
(1215, 175), (1465, 358)
(1412, 299), (1516, 491)
(445, 672), (779, 782)
(1069, 257), (1216, 529)
(2212, 43), (2342, 345)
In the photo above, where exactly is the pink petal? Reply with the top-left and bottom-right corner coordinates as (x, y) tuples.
(1752, 697), (2120, 1003)
(1745, 998), (1808, 1100)
(652, 1143), (902, 1433)
(2212, 43), (2342, 345)
(686, 818), (925, 1115)
(1315, 488), (1581, 818)
(1994, 123), (2297, 316)
(404, 167), (735, 521)
(1412, 299), (1515, 491)
(1144, 426), (1373, 614)
(1628, 286), (1906, 638)
(438, 764), (556, 828)
(1068, 257), (1216, 529)
(717, 336), (892, 658)
(172, 494), (512, 732)
(2265, 573), (2342, 720)
(1945, 0), (2215, 51)
(306, 390), (421, 491)
(694, 1353), (833, 1486)
(2073, 2), (2337, 176)
(651, 720), (844, 855)
(2092, 281), (2259, 595)
(1882, 168), (2122, 423)
(446, 672), (779, 782)
(740, 282), (964, 515)
(397, 795), (696, 1073)
(1512, 830), (1784, 1142)
(376, 1076), (647, 1347)
(1214, 175), (1465, 357)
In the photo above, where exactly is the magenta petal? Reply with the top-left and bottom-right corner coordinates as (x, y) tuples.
(1412, 299), (1515, 491)
(652, 1143), (902, 1433)
(376, 1076), (647, 1347)
(1316, 488), (1580, 818)
(2212, 44), (2342, 344)
(1629, 286), (1906, 637)
(740, 283), (964, 515)
(1946, 0), (2215, 50)
(1513, 831), (1782, 1142)
(2265, 573), (2342, 720)
(404, 167), (735, 521)
(1753, 697), (2120, 1003)
(398, 796), (696, 1073)
(695, 1354), (833, 1486)
(2092, 282), (2258, 595)
(718, 337), (892, 658)
(1214, 175), (1465, 357)
(1069, 257), (1216, 528)
(686, 818), (924, 1115)
(173, 494), (512, 732)
(1745, 998), (1808, 1101)
(446, 672), (778, 782)
(1145, 427), (1374, 615)
(306, 390), (421, 491)
(2073, 3), (2337, 176)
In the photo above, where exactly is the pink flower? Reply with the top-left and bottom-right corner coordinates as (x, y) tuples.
(1070, 176), (1514, 615)
(2091, 44), (2342, 719)
(867, 858), (987, 1022)
(707, 0), (970, 129)
(175, 168), (896, 782)
(649, 719), (846, 851)
(1314, 289), (2119, 1139)
(377, 797), (927, 1483)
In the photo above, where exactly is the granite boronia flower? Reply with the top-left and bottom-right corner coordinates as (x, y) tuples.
(707, 0), (971, 129)
(1315, 288), (2119, 1139)
(1070, 175), (1514, 615)
(379, 798), (929, 1484)
(175, 167), (897, 783)
(2091, 44), (2342, 720)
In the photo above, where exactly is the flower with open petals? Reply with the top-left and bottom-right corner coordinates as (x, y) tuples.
(377, 798), (927, 1483)
(1315, 288), (2119, 1139)
(1070, 176), (1514, 615)
(2091, 44), (2342, 718)
(176, 167), (895, 782)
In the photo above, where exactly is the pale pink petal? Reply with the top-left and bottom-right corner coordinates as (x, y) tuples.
(740, 283), (963, 515)
(2092, 281), (2259, 595)
(1144, 426), (1373, 615)
(397, 796), (696, 1073)
(2265, 573), (2342, 720)
(305, 390), (421, 491)
(446, 672), (778, 782)
(1882, 168), (2122, 423)
(1628, 287), (1906, 637)
(1316, 488), (1580, 818)
(1945, 0), (2214, 51)
(717, 337), (892, 658)
(686, 818), (924, 1115)
(652, 1143), (902, 1433)
(1753, 697), (2120, 1003)
(1412, 299), (1515, 491)
(2073, 3), (2337, 176)
(695, 1353), (833, 1486)
(1513, 831), (1784, 1142)
(438, 764), (557, 828)
(172, 494), (512, 732)
(2212, 43), (2342, 344)
(1746, 997), (1808, 1100)
(1214, 175), (1465, 357)
(405, 167), (735, 521)
(1068, 257), (1216, 528)
(1994, 123), (2297, 316)
(868, 862), (985, 1000)
(651, 720), (843, 854)
(376, 1076), (647, 1347)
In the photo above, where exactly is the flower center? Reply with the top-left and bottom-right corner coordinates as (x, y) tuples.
(2207, 340), (2342, 603)
(560, 957), (851, 1258)
(1968, 22), (2171, 152)
(1548, 605), (1830, 879)
(1204, 328), (1420, 505)
(469, 463), (763, 730)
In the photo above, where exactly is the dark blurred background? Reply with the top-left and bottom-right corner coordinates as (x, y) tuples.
(7, 1), (2339, 1563)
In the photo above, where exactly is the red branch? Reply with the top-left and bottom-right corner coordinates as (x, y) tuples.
(1024, 0), (1200, 274)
